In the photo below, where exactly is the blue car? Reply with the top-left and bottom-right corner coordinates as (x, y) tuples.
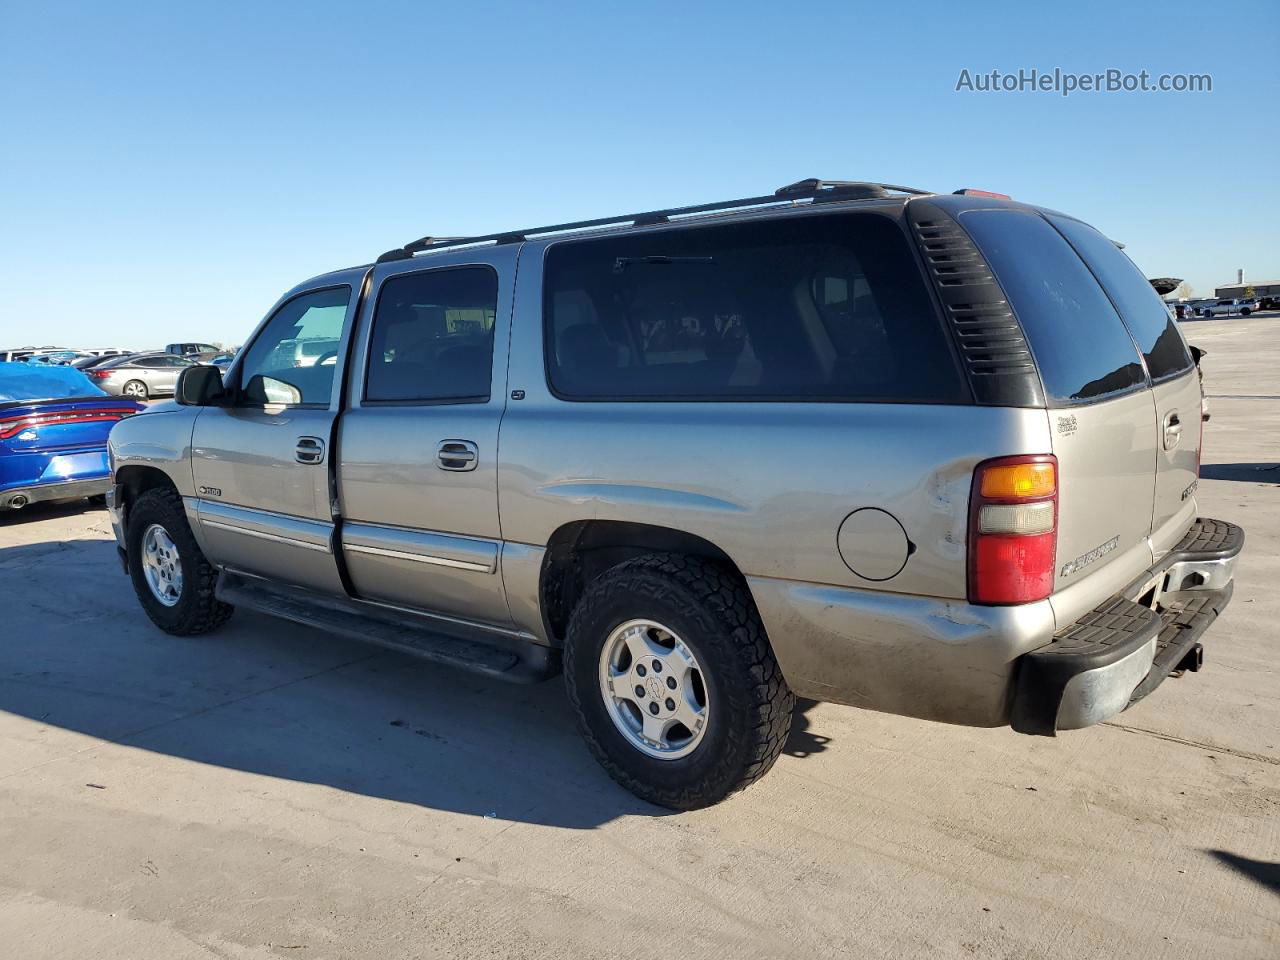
(0, 363), (144, 511)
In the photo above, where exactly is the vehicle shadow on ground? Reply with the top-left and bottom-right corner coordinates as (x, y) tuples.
(1200, 463), (1280, 484)
(0, 537), (829, 829)
(1206, 850), (1280, 896)
(0, 498), (104, 527)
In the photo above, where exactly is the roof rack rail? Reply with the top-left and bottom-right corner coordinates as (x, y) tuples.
(375, 178), (933, 263)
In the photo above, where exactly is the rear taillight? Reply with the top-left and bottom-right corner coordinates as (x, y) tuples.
(0, 408), (138, 439)
(90, 370), (110, 379)
(968, 455), (1058, 605)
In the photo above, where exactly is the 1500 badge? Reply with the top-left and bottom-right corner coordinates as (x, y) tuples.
(1060, 535), (1120, 578)
(198, 486), (221, 497)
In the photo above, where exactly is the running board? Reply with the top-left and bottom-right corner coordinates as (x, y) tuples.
(216, 571), (558, 683)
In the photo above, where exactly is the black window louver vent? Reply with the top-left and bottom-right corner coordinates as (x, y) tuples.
(908, 204), (1045, 407)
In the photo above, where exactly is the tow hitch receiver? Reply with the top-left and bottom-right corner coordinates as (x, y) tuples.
(1174, 642), (1204, 675)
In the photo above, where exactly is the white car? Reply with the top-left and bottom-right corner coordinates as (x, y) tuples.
(1201, 298), (1257, 318)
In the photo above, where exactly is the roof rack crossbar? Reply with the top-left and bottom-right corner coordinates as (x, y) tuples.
(375, 179), (932, 263)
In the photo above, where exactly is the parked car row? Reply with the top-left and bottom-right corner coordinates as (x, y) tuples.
(1170, 298), (1261, 319)
(0, 348), (244, 400)
(1, 342), (239, 369)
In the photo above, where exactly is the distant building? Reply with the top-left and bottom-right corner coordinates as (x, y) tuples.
(1215, 280), (1280, 298)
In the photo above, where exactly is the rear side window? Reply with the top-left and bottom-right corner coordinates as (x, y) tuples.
(1047, 215), (1193, 381)
(365, 267), (497, 403)
(543, 213), (966, 403)
(959, 210), (1145, 404)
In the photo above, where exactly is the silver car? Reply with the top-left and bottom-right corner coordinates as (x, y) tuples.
(106, 179), (1244, 808)
(89, 353), (194, 399)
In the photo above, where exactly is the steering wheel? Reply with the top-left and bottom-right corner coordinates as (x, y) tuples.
(314, 350), (339, 366)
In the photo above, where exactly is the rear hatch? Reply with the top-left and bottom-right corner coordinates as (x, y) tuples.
(955, 207), (1201, 624)
(1043, 214), (1202, 559)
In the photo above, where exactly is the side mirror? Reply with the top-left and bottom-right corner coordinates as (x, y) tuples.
(176, 364), (226, 406)
(244, 373), (302, 406)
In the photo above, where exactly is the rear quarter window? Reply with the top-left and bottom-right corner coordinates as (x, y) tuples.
(542, 212), (967, 403)
(959, 209), (1145, 405)
(1047, 215), (1193, 381)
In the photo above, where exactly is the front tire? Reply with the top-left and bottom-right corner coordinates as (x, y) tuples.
(564, 553), (794, 809)
(127, 487), (233, 635)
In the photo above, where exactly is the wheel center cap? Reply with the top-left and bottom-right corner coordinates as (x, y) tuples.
(646, 675), (664, 702)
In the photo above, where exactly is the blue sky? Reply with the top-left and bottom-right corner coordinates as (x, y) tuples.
(1, 0), (1276, 348)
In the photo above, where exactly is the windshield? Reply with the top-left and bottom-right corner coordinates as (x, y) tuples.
(0, 362), (109, 405)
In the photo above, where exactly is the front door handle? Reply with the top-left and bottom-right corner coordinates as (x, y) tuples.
(295, 436), (326, 464)
(437, 439), (479, 472)
(1163, 412), (1182, 450)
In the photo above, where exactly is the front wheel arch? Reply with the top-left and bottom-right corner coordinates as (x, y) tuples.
(115, 464), (180, 534)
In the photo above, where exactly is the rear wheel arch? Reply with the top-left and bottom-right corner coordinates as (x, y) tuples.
(538, 520), (749, 646)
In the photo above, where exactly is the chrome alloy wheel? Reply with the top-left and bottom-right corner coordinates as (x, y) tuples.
(123, 381), (148, 397)
(598, 619), (710, 760)
(141, 523), (183, 607)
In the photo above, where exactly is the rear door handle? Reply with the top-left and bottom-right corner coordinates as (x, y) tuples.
(437, 440), (479, 471)
(1163, 412), (1182, 450)
(295, 436), (326, 464)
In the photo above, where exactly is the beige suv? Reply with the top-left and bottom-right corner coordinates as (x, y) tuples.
(106, 179), (1243, 808)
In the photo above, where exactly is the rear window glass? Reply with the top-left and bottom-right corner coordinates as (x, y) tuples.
(543, 213), (966, 403)
(959, 210), (1145, 404)
(365, 267), (497, 403)
(0, 363), (108, 404)
(1047, 216), (1193, 381)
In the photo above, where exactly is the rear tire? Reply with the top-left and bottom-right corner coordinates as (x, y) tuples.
(564, 553), (794, 809)
(127, 487), (233, 635)
(123, 380), (149, 399)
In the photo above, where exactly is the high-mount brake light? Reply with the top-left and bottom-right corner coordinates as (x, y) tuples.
(968, 455), (1058, 605)
(953, 188), (1012, 199)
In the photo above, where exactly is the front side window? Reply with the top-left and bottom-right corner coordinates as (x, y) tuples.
(1047, 215), (1193, 381)
(364, 267), (497, 403)
(542, 213), (966, 403)
(959, 210), (1146, 404)
(237, 286), (351, 406)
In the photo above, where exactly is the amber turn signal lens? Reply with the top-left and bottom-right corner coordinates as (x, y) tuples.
(979, 462), (1056, 500)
